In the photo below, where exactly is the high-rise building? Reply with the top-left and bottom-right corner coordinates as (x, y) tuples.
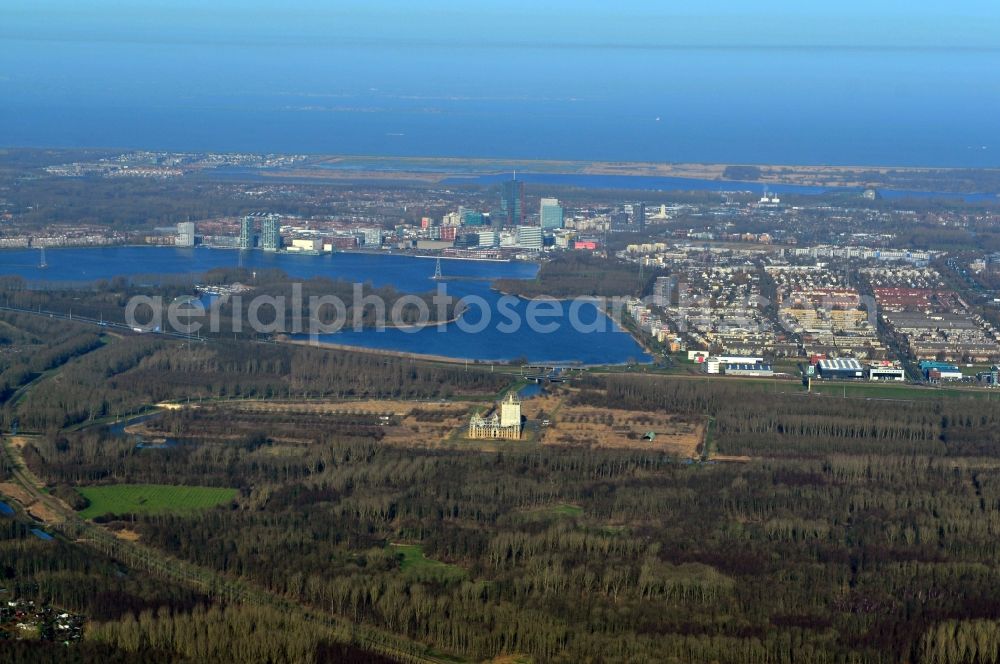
(239, 216), (255, 249)
(499, 178), (524, 226)
(516, 225), (543, 250)
(175, 221), (195, 247)
(632, 202), (646, 230)
(611, 209), (630, 230)
(260, 215), (281, 251)
(654, 276), (675, 307)
(539, 197), (563, 230)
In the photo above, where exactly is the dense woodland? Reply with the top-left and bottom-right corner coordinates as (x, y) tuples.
(6, 325), (1000, 661)
(4, 337), (507, 432)
(0, 300), (508, 431)
(8, 279), (1000, 661)
(0, 472), (389, 663)
(0, 268), (458, 335)
(492, 254), (663, 298)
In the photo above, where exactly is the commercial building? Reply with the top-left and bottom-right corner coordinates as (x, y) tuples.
(325, 237), (357, 251)
(977, 366), (1000, 386)
(918, 361), (963, 381)
(288, 238), (322, 252)
(715, 355), (764, 365)
(202, 235), (239, 248)
(454, 233), (480, 249)
(816, 358), (865, 379)
(260, 215), (281, 251)
(540, 198), (564, 230)
(723, 363), (774, 377)
(416, 240), (454, 251)
(462, 210), (487, 226)
(499, 178), (525, 226)
(516, 225), (543, 250)
(358, 227), (383, 247)
(867, 365), (906, 381)
(175, 222), (195, 247)
(478, 231), (499, 247)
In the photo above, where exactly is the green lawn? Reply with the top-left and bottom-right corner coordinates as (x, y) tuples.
(391, 543), (465, 582)
(77, 484), (237, 519)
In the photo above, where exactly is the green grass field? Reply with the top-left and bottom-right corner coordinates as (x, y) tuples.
(806, 381), (995, 401)
(549, 503), (584, 517)
(391, 543), (465, 582)
(77, 484), (237, 519)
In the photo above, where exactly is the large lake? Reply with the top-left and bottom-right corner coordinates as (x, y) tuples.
(0, 247), (651, 365)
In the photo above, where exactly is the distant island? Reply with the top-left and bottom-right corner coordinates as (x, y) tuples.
(10, 147), (999, 194)
(263, 155), (1000, 194)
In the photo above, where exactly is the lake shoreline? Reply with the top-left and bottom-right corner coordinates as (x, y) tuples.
(283, 337), (518, 365)
(0, 246), (650, 365)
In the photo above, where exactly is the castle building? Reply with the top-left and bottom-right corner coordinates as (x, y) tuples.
(468, 392), (522, 440)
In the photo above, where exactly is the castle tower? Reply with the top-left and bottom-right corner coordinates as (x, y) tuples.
(500, 392), (521, 429)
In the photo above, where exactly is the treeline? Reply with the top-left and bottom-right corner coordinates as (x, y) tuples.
(9, 336), (506, 430)
(0, 519), (210, 622)
(576, 374), (999, 457)
(0, 514), (391, 663)
(87, 605), (395, 664)
(0, 268), (456, 334)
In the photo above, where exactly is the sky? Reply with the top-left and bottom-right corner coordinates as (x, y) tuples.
(4, 1), (1000, 50)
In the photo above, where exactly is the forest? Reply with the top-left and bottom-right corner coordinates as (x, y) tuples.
(492, 254), (663, 299)
(0, 267), (459, 337)
(7, 298), (1000, 661)
(2, 336), (506, 432)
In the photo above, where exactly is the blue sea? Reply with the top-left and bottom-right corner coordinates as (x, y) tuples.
(1, 36), (999, 167)
(0, 247), (650, 364)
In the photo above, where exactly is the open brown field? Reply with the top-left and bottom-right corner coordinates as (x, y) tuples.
(139, 399), (477, 448)
(112, 528), (142, 542)
(0, 481), (63, 524)
(190, 391), (705, 455)
(543, 404), (703, 457)
(8, 435), (31, 449)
